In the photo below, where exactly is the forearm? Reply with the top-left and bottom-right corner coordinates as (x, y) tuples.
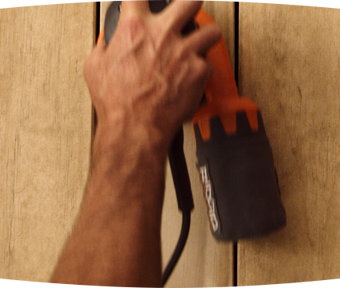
(51, 114), (168, 287)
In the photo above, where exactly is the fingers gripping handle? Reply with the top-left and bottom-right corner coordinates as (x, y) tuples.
(193, 9), (260, 141)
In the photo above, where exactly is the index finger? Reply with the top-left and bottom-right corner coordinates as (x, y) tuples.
(120, 0), (150, 17)
(161, 0), (203, 33)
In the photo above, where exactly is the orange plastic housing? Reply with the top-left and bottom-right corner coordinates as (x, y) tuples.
(192, 9), (259, 141)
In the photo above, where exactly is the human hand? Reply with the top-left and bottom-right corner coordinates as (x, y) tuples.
(84, 0), (221, 149)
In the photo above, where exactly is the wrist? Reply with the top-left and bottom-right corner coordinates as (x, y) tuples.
(92, 112), (166, 166)
(88, 108), (168, 204)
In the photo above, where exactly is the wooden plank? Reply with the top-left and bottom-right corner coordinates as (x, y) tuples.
(0, 3), (94, 282)
(99, 1), (235, 286)
(165, 3), (235, 285)
(162, 123), (233, 287)
(238, 3), (340, 285)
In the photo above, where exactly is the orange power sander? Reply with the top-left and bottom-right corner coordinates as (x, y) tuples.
(193, 9), (286, 241)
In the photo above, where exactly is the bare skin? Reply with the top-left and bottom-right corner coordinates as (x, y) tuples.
(50, 1), (221, 286)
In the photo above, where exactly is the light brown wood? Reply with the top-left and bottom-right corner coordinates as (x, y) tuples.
(164, 3), (235, 285)
(162, 123), (233, 287)
(238, 3), (340, 285)
(0, 3), (94, 282)
(99, 1), (235, 286)
(164, 2), (236, 286)
(163, 0), (235, 288)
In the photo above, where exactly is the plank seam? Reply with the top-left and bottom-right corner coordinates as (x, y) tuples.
(234, 2), (240, 88)
(96, 2), (101, 41)
(234, 2), (240, 287)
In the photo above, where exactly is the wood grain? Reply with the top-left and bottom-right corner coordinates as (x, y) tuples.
(0, 3), (94, 281)
(99, 1), (235, 286)
(238, 3), (340, 285)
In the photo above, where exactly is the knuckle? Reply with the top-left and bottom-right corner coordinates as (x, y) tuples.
(193, 58), (210, 80)
(173, 44), (185, 62)
(119, 16), (147, 41)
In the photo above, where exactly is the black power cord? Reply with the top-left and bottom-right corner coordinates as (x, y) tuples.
(165, 127), (194, 285)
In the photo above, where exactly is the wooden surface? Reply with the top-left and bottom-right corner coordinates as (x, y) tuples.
(5, 1), (340, 287)
(100, 2), (235, 286)
(0, 3), (94, 281)
(238, 3), (340, 285)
